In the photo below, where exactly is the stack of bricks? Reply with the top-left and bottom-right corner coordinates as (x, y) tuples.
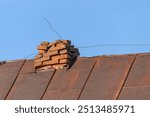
(34, 40), (80, 71)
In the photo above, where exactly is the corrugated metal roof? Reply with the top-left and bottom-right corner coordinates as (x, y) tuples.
(0, 53), (150, 100)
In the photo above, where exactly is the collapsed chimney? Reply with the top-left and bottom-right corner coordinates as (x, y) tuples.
(34, 40), (80, 71)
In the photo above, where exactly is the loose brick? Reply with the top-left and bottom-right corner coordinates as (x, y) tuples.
(49, 44), (67, 51)
(35, 56), (50, 63)
(48, 45), (56, 51)
(37, 45), (48, 50)
(48, 43), (53, 47)
(52, 54), (71, 60)
(55, 40), (62, 44)
(59, 49), (68, 54)
(35, 58), (43, 63)
(52, 64), (68, 70)
(43, 51), (59, 57)
(51, 55), (61, 60)
(59, 49), (72, 55)
(41, 41), (49, 46)
(34, 54), (43, 59)
(60, 54), (71, 59)
(42, 56), (50, 61)
(48, 40), (62, 47)
(59, 59), (70, 64)
(34, 61), (42, 68)
(43, 60), (59, 66)
(36, 65), (52, 71)
(56, 43), (66, 47)
(38, 50), (46, 54)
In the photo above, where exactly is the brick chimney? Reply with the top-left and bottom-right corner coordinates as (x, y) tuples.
(34, 40), (80, 71)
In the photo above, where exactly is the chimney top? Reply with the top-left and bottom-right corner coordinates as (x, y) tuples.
(34, 40), (80, 71)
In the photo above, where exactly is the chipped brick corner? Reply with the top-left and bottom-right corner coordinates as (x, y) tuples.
(34, 40), (80, 71)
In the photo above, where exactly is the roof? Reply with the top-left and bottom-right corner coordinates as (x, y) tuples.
(0, 53), (150, 100)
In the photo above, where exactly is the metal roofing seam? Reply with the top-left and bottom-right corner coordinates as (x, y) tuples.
(122, 85), (150, 88)
(41, 70), (56, 100)
(1, 53), (150, 100)
(116, 54), (137, 99)
(79, 55), (135, 100)
(4, 60), (26, 99)
(42, 57), (97, 100)
(77, 57), (99, 99)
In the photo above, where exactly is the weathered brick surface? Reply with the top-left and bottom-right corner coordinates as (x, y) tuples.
(43, 60), (59, 66)
(38, 50), (46, 54)
(59, 59), (70, 64)
(41, 41), (49, 46)
(37, 45), (48, 50)
(34, 40), (80, 71)
(34, 62), (42, 68)
(52, 54), (71, 60)
(49, 44), (66, 51)
(59, 49), (68, 54)
(34, 54), (43, 59)
(43, 51), (58, 57)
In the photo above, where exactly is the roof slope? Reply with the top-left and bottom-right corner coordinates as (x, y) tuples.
(0, 53), (150, 100)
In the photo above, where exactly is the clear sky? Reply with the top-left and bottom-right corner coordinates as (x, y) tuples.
(0, 0), (150, 60)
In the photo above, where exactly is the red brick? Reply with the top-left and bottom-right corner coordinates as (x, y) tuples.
(55, 40), (63, 44)
(40, 41), (49, 46)
(34, 54), (43, 59)
(34, 61), (42, 68)
(56, 43), (66, 47)
(49, 44), (67, 51)
(52, 54), (71, 60)
(43, 51), (59, 57)
(35, 56), (50, 63)
(48, 40), (62, 47)
(38, 50), (46, 54)
(60, 54), (71, 59)
(59, 49), (68, 54)
(36, 65), (53, 71)
(37, 45), (48, 50)
(59, 59), (70, 64)
(42, 56), (50, 61)
(43, 60), (59, 66)
(35, 58), (43, 63)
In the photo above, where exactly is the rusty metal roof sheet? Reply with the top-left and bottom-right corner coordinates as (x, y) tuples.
(79, 55), (135, 100)
(0, 53), (150, 100)
(42, 57), (97, 100)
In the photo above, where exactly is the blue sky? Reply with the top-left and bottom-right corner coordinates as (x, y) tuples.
(0, 0), (150, 60)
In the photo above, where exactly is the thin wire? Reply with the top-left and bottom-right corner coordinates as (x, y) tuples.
(77, 44), (150, 48)
(43, 17), (62, 39)
(24, 53), (37, 59)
